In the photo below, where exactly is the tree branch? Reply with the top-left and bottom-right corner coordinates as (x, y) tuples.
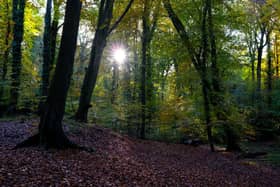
(108, 0), (134, 34)
(162, 0), (199, 68)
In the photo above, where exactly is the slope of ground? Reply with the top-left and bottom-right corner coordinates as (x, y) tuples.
(0, 119), (279, 186)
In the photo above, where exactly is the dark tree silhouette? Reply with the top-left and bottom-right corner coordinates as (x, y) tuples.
(10, 0), (26, 110)
(38, 0), (52, 114)
(16, 0), (82, 149)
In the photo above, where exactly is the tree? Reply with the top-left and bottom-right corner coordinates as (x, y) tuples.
(38, 0), (52, 114)
(0, 0), (12, 110)
(16, 0), (82, 149)
(75, 0), (134, 122)
(10, 0), (26, 110)
(140, 0), (159, 139)
(163, 0), (214, 151)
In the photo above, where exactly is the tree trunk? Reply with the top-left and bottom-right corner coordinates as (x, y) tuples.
(39, 0), (82, 148)
(140, 0), (151, 139)
(207, 0), (240, 151)
(140, 0), (158, 138)
(14, 0), (82, 149)
(256, 26), (266, 104)
(201, 76), (215, 152)
(201, 0), (214, 152)
(75, 0), (134, 122)
(266, 31), (272, 107)
(38, 0), (52, 114)
(75, 0), (114, 122)
(50, 0), (61, 70)
(140, 31), (147, 139)
(111, 62), (119, 104)
(10, 0), (26, 110)
(163, 0), (214, 151)
(0, 0), (11, 106)
(275, 36), (279, 78)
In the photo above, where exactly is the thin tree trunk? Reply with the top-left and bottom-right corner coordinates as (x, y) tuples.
(250, 50), (256, 105)
(266, 31), (272, 107)
(140, 30), (147, 139)
(163, 0), (214, 151)
(0, 0), (11, 105)
(207, 0), (240, 151)
(140, 0), (158, 138)
(275, 35), (279, 78)
(111, 62), (119, 104)
(50, 0), (61, 72)
(201, 76), (214, 152)
(10, 0), (26, 110)
(74, 22), (110, 122)
(256, 26), (266, 104)
(201, 0), (214, 152)
(75, 0), (133, 122)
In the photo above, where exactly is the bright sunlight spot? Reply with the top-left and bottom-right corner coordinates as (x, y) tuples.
(112, 47), (127, 64)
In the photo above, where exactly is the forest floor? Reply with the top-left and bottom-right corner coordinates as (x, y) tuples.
(0, 117), (280, 187)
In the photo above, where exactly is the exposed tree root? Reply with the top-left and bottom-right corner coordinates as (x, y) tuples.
(13, 133), (95, 153)
(12, 134), (40, 149)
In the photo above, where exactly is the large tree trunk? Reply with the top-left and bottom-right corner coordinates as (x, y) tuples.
(38, 0), (52, 114)
(16, 0), (82, 149)
(39, 0), (82, 148)
(10, 0), (26, 110)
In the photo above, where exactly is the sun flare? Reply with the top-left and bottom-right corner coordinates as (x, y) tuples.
(112, 47), (126, 64)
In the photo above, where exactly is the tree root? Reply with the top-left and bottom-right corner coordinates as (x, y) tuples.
(12, 134), (40, 149)
(12, 133), (95, 153)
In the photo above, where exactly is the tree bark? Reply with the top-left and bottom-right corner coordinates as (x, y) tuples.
(14, 0), (82, 149)
(38, 0), (52, 114)
(10, 0), (26, 110)
(39, 0), (82, 148)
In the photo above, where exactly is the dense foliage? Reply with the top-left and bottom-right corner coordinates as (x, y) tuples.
(0, 0), (280, 149)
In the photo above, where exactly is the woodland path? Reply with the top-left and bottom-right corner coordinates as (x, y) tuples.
(0, 119), (279, 186)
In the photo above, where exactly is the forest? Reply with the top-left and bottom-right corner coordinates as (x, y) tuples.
(0, 0), (280, 186)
